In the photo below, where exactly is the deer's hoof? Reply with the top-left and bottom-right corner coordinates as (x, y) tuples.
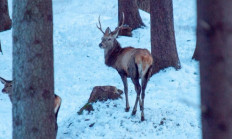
(132, 110), (137, 115)
(141, 116), (145, 121)
(125, 107), (130, 112)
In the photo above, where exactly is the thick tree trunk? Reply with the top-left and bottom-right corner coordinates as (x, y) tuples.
(12, 0), (55, 139)
(150, 0), (181, 74)
(0, 0), (12, 32)
(118, 0), (145, 30)
(199, 0), (232, 139)
(137, 0), (150, 13)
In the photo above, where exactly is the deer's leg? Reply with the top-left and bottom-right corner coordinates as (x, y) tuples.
(141, 78), (147, 121)
(139, 95), (142, 111)
(131, 77), (141, 115)
(119, 73), (130, 112)
(140, 67), (151, 121)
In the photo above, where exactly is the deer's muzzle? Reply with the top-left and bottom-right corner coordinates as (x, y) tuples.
(99, 43), (103, 48)
(2, 89), (6, 93)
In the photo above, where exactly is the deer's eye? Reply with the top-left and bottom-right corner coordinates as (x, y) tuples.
(108, 38), (111, 41)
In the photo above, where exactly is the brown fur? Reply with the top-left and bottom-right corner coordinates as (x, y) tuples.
(98, 24), (153, 121)
(54, 94), (62, 118)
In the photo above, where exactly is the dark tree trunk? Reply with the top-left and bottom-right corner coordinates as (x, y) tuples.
(198, 0), (232, 139)
(150, 0), (181, 74)
(12, 0), (55, 139)
(0, 0), (12, 32)
(118, 0), (145, 30)
(137, 0), (150, 13)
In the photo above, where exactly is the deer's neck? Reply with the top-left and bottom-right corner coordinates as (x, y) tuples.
(104, 40), (122, 67)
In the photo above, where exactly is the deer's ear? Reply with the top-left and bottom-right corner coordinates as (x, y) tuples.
(104, 27), (111, 36)
(112, 29), (119, 38)
(0, 77), (6, 85)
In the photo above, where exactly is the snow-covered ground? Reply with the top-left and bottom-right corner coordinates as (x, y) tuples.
(0, 0), (201, 138)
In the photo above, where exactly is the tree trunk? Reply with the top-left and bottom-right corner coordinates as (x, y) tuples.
(12, 0), (55, 139)
(137, 0), (150, 13)
(118, 0), (145, 30)
(150, 0), (181, 74)
(0, 0), (12, 32)
(198, 0), (232, 139)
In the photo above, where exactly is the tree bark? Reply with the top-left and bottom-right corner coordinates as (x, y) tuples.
(12, 0), (55, 139)
(198, 0), (232, 139)
(118, 0), (145, 30)
(150, 0), (181, 74)
(137, 0), (150, 13)
(0, 0), (12, 32)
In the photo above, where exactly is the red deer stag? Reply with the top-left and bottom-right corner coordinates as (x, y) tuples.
(97, 13), (153, 121)
(0, 77), (61, 135)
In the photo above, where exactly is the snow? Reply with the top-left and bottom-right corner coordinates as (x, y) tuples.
(0, 0), (201, 138)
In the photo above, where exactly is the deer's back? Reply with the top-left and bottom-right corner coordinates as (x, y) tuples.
(116, 47), (153, 78)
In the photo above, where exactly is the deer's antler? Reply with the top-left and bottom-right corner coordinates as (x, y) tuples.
(96, 16), (105, 34)
(112, 12), (125, 36)
(118, 12), (125, 29)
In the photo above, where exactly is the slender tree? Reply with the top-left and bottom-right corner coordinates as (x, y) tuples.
(118, 0), (145, 30)
(150, 0), (181, 74)
(12, 0), (55, 138)
(0, 0), (12, 32)
(198, 0), (232, 139)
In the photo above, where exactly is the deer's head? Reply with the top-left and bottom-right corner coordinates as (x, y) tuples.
(99, 27), (118, 50)
(0, 77), (12, 95)
(97, 13), (125, 51)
